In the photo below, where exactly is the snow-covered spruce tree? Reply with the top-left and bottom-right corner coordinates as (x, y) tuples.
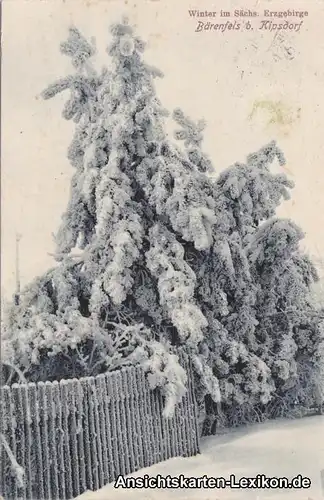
(191, 141), (323, 428)
(2, 17), (323, 424)
(170, 115), (323, 427)
(1, 18), (216, 417)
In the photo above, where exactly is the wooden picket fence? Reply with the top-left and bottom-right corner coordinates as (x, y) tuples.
(0, 356), (200, 500)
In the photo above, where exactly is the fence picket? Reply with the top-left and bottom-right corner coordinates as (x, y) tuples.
(45, 380), (59, 500)
(98, 374), (114, 483)
(52, 380), (66, 499)
(114, 371), (130, 476)
(22, 383), (33, 499)
(86, 377), (100, 491)
(61, 380), (73, 499)
(2, 386), (15, 499)
(187, 358), (200, 455)
(87, 377), (101, 491)
(158, 391), (170, 462)
(80, 378), (93, 492)
(75, 380), (87, 493)
(151, 387), (164, 464)
(94, 374), (110, 485)
(135, 368), (150, 468)
(12, 384), (25, 499)
(38, 382), (51, 499)
(121, 369), (136, 474)
(128, 368), (144, 471)
(68, 379), (81, 497)
(105, 373), (119, 482)
(138, 369), (154, 467)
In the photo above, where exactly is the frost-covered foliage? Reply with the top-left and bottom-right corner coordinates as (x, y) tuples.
(2, 17), (323, 423)
(310, 256), (324, 310)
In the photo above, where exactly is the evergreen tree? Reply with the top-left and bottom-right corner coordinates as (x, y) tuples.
(2, 17), (323, 423)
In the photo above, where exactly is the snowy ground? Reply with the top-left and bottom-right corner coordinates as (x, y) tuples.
(77, 415), (324, 500)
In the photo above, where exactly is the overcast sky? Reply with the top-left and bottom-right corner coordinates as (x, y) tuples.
(2, 0), (324, 299)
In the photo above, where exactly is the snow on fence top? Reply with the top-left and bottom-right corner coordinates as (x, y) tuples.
(0, 362), (200, 500)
